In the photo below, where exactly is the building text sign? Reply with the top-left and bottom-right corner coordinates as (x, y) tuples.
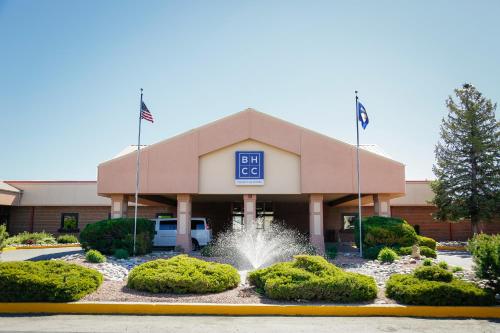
(235, 151), (264, 185)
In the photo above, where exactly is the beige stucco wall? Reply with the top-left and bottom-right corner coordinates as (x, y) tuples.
(391, 181), (434, 206)
(199, 140), (301, 194)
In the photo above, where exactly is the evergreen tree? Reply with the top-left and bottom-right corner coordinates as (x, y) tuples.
(432, 83), (499, 234)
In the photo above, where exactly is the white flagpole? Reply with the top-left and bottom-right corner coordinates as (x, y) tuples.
(355, 90), (363, 258)
(133, 88), (143, 257)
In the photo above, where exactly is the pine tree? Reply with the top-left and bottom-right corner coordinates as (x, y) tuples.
(432, 83), (499, 234)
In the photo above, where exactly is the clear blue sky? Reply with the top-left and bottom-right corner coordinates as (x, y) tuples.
(1, 0), (499, 181)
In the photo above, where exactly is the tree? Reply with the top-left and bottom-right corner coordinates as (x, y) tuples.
(432, 83), (499, 234)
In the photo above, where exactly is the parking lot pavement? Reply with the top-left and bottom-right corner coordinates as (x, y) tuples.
(437, 250), (474, 270)
(0, 315), (498, 333)
(0, 247), (83, 262)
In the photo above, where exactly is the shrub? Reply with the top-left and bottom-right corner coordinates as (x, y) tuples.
(394, 246), (412, 256)
(414, 266), (453, 282)
(422, 258), (433, 266)
(377, 247), (399, 263)
(420, 246), (437, 258)
(248, 255), (377, 302)
(0, 225), (8, 251)
(86, 249), (106, 263)
(468, 233), (500, 293)
(127, 255), (240, 294)
(114, 248), (129, 259)
(438, 261), (448, 270)
(79, 218), (154, 256)
(0, 260), (102, 301)
(452, 266), (463, 273)
(386, 274), (494, 306)
(5, 231), (56, 245)
(418, 235), (437, 250)
(363, 245), (386, 260)
(325, 245), (337, 259)
(200, 243), (215, 257)
(355, 216), (418, 249)
(56, 234), (79, 244)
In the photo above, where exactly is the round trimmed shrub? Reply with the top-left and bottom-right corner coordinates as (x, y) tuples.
(80, 218), (154, 256)
(386, 273), (494, 306)
(420, 246), (437, 258)
(127, 255), (240, 294)
(417, 235), (437, 250)
(377, 247), (399, 263)
(422, 258), (433, 266)
(355, 216), (418, 249)
(363, 245), (385, 260)
(248, 255), (377, 302)
(86, 249), (106, 263)
(57, 234), (79, 244)
(413, 266), (453, 282)
(0, 260), (102, 302)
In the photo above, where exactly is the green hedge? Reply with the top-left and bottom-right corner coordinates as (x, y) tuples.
(0, 260), (102, 302)
(386, 273), (494, 306)
(0, 225), (8, 250)
(355, 216), (418, 250)
(468, 233), (500, 294)
(248, 255), (377, 302)
(5, 231), (56, 245)
(417, 235), (437, 250)
(127, 255), (240, 294)
(413, 266), (452, 282)
(80, 218), (155, 256)
(57, 234), (79, 244)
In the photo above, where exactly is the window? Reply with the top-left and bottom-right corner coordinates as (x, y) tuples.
(191, 220), (205, 230)
(341, 213), (358, 231)
(256, 201), (274, 230)
(159, 221), (176, 230)
(231, 202), (244, 230)
(60, 213), (79, 232)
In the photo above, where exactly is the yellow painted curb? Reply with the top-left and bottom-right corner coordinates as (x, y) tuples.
(11, 244), (81, 250)
(437, 246), (467, 251)
(0, 247), (16, 252)
(0, 303), (498, 318)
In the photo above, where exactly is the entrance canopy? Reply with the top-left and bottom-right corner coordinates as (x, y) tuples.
(97, 108), (405, 199)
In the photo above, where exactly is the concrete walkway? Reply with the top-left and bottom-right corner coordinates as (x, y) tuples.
(0, 315), (498, 333)
(437, 250), (474, 270)
(0, 247), (83, 262)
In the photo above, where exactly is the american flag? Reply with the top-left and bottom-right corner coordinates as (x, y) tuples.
(140, 101), (154, 123)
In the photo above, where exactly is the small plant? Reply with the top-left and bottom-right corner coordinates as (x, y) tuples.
(325, 245), (337, 259)
(414, 265), (453, 282)
(438, 261), (448, 270)
(113, 248), (129, 259)
(419, 246), (437, 258)
(422, 258), (433, 266)
(86, 249), (106, 263)
(377, 247), (399, 263)
(0, 225), (8, 251)
(5, 231), (56, 245)
(417, 235), (437, 250)
(451, 266), (463, 273)
(56, 234), (79, 244)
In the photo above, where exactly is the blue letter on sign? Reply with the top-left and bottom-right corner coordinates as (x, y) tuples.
(235, 151), (264, 185)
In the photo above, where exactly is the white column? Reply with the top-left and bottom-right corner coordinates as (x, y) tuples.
(309, 194), (325, 254)
(373, 194), (391, 217)
(176, 194), (192, 252)
(110, 195), (128, 218)
(243, 194), (257, 229)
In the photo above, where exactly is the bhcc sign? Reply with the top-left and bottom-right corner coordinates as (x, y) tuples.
(235, 151), (264, 185)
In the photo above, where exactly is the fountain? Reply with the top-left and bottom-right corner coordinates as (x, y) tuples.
(208, 220), (315, 271)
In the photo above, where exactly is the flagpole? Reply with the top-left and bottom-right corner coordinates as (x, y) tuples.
(133, 88), (143, 257)
(355, 90), (363, 258)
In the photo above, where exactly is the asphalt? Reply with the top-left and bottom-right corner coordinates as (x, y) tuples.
(0, 315), (498, 333)
(0, 247), (83, 262)
(436, 250), (474, 270)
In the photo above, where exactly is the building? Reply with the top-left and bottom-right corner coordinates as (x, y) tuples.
(1, 109), (498, 250)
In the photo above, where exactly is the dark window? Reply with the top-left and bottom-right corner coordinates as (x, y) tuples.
(341, 213), (358, 231)
(413, 224), (421, 235)
(159, 221), (176, 230)
(156, 212), (173, 219)
(191, 220), (205, 230)
(60, 213), (79, 232)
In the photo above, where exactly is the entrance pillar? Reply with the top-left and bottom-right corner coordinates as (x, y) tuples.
(110, 194), (128, 218)
(243, 194), (256, 229)
(176, 194), (192, 252)
(373, 194), (391, 217)
(309, 194), (325, 254)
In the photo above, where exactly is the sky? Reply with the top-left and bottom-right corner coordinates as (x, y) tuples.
(1, 0), (499, 181)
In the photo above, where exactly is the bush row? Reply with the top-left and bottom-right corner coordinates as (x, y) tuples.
(4, 231), (79, 246)
(468, 233), (500, 294)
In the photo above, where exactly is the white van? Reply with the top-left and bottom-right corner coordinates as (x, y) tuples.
(153, 217), (212, 250)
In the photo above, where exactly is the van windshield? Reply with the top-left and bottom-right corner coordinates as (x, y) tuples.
(191, 220), (205, 230)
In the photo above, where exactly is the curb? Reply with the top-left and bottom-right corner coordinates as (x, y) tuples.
(7, 244), (81, 250)
(0, 303), (499, 318)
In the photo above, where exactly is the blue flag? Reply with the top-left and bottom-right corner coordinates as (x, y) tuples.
(358, 102), (369, 129)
